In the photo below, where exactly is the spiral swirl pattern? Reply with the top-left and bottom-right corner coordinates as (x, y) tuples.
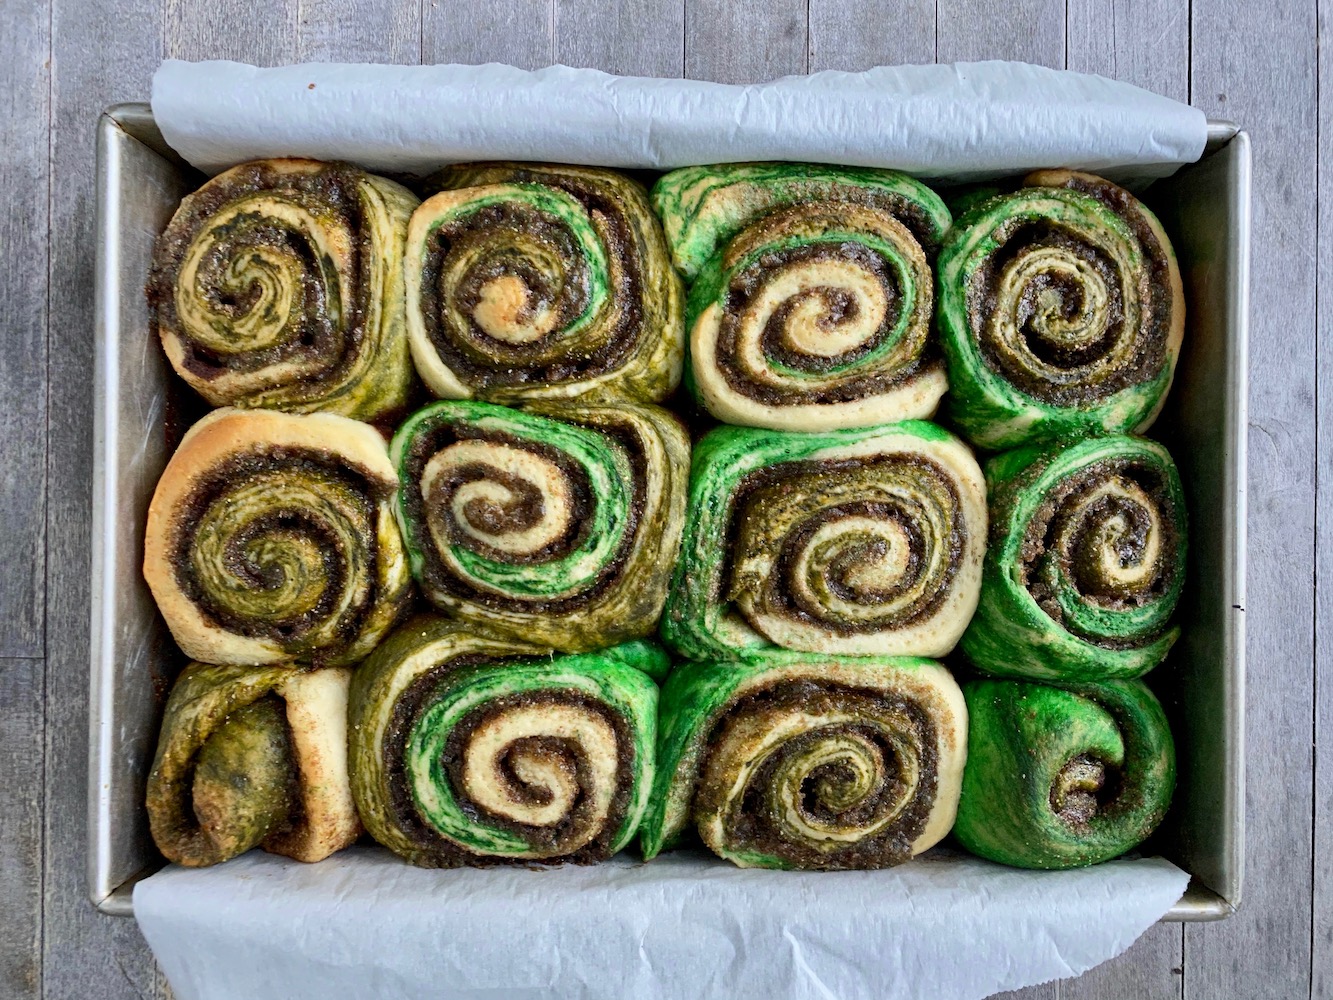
(143, 408), (411, 667)
(685, 202), (948, 430)
(391, 400), (688, 652)
(661, 420), (986, 660)
(640, 653), (966, 869)
(961, 434), (1187, 682)
(147, 158), (419, 421)
(406, 164), (684, 404)
(936, 170), (1185, 449)
(348, 615), (661, 867)
(146, 663), (361, 867)
(655, 163), (952, 431)
(954, 678), (1175, 869)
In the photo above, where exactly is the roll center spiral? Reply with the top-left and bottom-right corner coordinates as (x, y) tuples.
(753, 256), (891, 365)
(730, 457), (962, 637)
(695, 686), (938, 866)
(1051, 753), (1111, 826)
(421, 441), (575, 562)
(472, 273), (560, 344)
(180, 460), (376, 636)
(458, 701), (618, 828)
(178, 200), (342, 362)
(970, 214), (1151, 404)
(1049, 474), (1167, 608)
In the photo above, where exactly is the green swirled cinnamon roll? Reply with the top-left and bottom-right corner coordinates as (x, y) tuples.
(147, 663), (361, 867)
(148, 158), (418, 421)
(349, 614), (662, 867)
(961, 435), (1186, 682)
(936, 170), (1185, 449)
(654, 163), (952, 431)
(955, 678), (1175, 869)
(405, 164), (683, 404)
(661, 420), (986, 660)
(143, 408), (411, 667)
(640, 653), (967, 869)
(390, 399), (688, 652)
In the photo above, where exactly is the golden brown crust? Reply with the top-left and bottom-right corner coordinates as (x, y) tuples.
(144, 407), (409, 666)
(264, 669), (362, 862)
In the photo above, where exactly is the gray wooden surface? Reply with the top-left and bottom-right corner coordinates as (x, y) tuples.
(0, 0), (1317, 997)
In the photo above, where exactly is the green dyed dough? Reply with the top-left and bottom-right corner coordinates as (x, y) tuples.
(408, 163), (683, 405)
(655, 163), (952, 431)
(191, 697), (296, 860)
(147, 662), (298, 867)
(348, 614), (660, 867)
(954, 678), (1175, 869)
(391, 399), (688, 653)
(935, 170), (1184, 450)
(640, 651), (967, 870)
(652, 162), (952, 282)
(961, 434), (1186, 682)
(660, 419), (986, 661)
(148, 159), (419, 422)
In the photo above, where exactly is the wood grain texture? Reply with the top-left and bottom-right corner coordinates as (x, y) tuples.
(423, 0), (553, 68)
(989, 987), (1056, 1000)
(165, 0), (298, 64)
(0, 0), (50, 658)
(1066, 0), (1188, 98)
(935, 0), (1064, 67)
(0, 4), (46, 983)
(1060, 927), (1183, 1000)
(1187, 0), (1318, 995)
(808, 0), (935, 70)
(556, 0), (684, 77)
(298, 0), (421, 63)
(46, 0), (173, 993)
(684, 0), (807, 83)
(1314, 0), (1333, 987)
(1, 659), (44, 999)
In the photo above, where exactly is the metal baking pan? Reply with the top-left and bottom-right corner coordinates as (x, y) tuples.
(90, 104), (1249, 920)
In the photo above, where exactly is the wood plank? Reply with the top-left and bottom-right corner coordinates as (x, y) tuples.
(0, 10), (47, 988)
(556, 0), (684, 77)
(1314, 0), (1333, 988)
(684, 0), (807, 84)
(807, 0), (934, 70)
(1065, 0), (1188, 97)
(423, 0), (554, 68)
(298, 0), (422, 63)
(1059, 927), (1184, 1000)
(988, 985), (1057, 1000)
(1187, 0), (1318, 996)
(1, 659), (44, 999)
(45, 0), (172, 993)
(935, 0), (1064, 67)
(0, 0), (50, 658)
(165, 0), (298, 64)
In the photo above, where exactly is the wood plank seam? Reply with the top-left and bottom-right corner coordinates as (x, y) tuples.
(1313, 0), (1324, 988)
(36, 0), (54, 987)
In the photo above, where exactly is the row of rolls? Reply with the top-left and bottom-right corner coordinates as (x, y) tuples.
(148, 158), (1182, 446)
(142, 155), (1187, 877)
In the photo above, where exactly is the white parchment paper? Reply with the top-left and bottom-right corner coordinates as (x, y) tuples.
(135, 846), (1187, 1000)
(138, 59), (1199, 1000)
(151, 60), (1207, 181)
